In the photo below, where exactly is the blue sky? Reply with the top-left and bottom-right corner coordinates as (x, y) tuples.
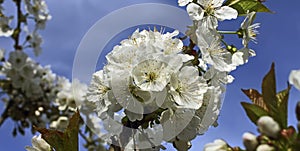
(1, 0), (300, 150)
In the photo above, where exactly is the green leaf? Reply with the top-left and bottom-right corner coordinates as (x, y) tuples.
(36, 111), (81, 151)
(224, 0), (241, 6)
(242, 89), (269, 111)
(241, 102), (269, 125)
(261, 63), (278, 117)
(225, 0), (272, 15)
(276, 84), (291, 128)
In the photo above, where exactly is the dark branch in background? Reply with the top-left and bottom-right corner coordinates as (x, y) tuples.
(0, 97), (14, 127)
(11, 0), (24, 50)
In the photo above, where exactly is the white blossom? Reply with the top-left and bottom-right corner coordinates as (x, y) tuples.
(257, 116), (280, 138)
(289, 69), (300, 91)
(25, 134), (51, 151)
(240, 11), (260, 46)
(8, 51), (28, 69)
(24, 0), (51, 29)
(29, 31), (43, 56)
(55, 78), (87, 111)
(186, 0), (237, 28)
(161, 108), (195, 141)
(256, 144), (275, 151)
(132, 59), (173, 92)
(178, 0), (193, 6)
(169, 66), (208, 109)
(203, 139), (228, 151)
(0, 15), (13, 37)
(0, 48), (5, 61)
(232, 47), (256, 66)
(243, 132), (258, 151)
(197, 28), (236, 72)
(50, 116), (69, 131)
(196, 86), (223, 134)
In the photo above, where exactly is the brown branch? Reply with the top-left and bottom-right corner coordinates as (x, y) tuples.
(12, 0), (23, 50)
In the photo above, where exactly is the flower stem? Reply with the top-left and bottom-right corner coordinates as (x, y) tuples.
(218, 31), (238, 35)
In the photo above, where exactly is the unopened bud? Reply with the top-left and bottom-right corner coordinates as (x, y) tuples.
(257, 116), (280, 138)
(242, 132), (258, 151)
(281, 126), (296, 139)
(256, 144), (275, 151)
(203, 139), (229, 151)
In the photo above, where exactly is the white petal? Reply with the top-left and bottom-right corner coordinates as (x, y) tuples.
(178, 0), (193, 6)
(289, 69), (300, 91)
(232, 52), (244, 66)
(212, 0), (225, 8)
(186, 3), (204, 21)
(215, 6), (238, 21)
(178, 54), (194, 62)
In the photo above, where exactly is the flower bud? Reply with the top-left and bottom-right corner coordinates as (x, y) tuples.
(281, 126), (296, 140)
(242, 132), (258, 151)
(257, 116), (280, 138)
(203, 139), (228, 151)
(256, 144), (275, 151)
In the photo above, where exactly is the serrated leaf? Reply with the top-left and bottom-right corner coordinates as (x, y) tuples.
(242, 89), (269, 111)
(241, 102), (269, 125)
(228, 0), (272, 15)
(262, 63), (278, 116)
(36, 111), (81, 151)
(276, 84), (291, 128)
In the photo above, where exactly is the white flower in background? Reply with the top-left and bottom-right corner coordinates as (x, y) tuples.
(41, 65), (57, 84)
(203, 139), (228, 151)
(178, 0), (193, 6)
(8, 51), (28, 69)
(25, 134), (51, 151)
(256, 144), (275, 151)
(0, 15), (14, 37)
(289, 69), (300, 91)
(186, 0), (238, 28)
(24, 0), (51, 29)
(55, 78), (87, 111)
(240, 11), (260, 46)
(257, 116), (280, 138)
(28, 31), (43, 56)
(0, 48), (5, 61)
(243, 132), (258, 151)
(50, 116), (69, 131)
(169, 66), (208, 109)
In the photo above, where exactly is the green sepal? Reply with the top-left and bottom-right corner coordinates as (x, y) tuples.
(241, 102), (269, 125)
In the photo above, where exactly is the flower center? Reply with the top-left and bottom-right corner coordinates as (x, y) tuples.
(98, 85), (109, 94)
(205, 4), (215, 16)
(145, 72), (157, 82)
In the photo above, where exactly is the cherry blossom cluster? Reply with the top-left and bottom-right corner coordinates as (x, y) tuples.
(0, 0), (90, 136)
(84, 0), (261, 149)
(0, 48), (88, 133)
